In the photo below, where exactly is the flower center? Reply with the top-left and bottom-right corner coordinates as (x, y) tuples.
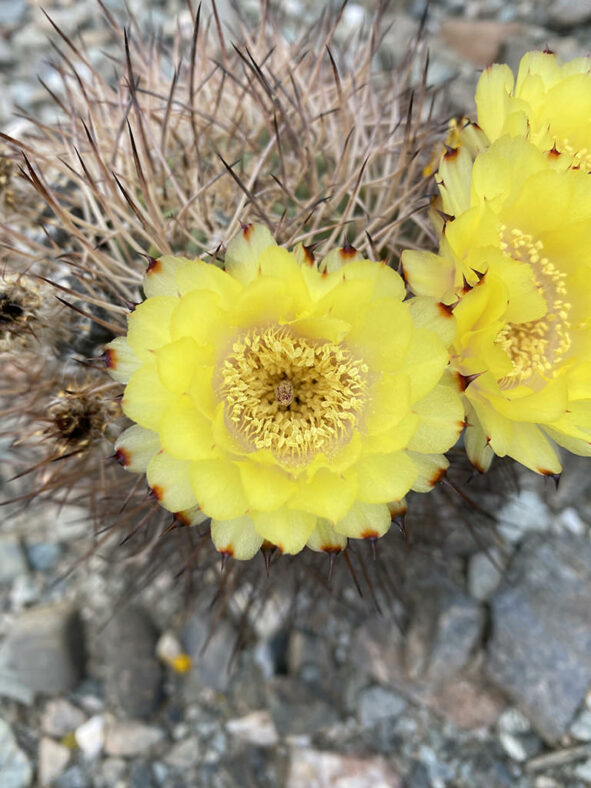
(496, 226), (571, 389)
(218, 326), (369, 464)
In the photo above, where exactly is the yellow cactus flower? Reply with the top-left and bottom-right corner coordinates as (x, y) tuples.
(475, 50), (591, 169)
(402, 137), (591, 474)
(106, 225), (463, 560)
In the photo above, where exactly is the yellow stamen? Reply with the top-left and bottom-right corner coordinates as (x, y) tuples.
(496, 226), (571, 388)
(217, 326), (369, 464)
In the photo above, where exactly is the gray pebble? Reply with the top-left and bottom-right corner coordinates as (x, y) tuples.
(103, 606), (162, 720)
(570, 709), (591, 742)
(0, 0), (27, 26)
(547, 0), (591, 28)
(487, 535), (591, 743)
(0, 718), (32, 788)
(103, 720), (165, 757)
(6, 602), (85, 694)
(0, 536), (27, 584)
(467, 549), (504, 601)
(41, 699), (86, 737)
(357, 685), (407, 728)
(26, 542), (62, 572)
(575, 758), (591, 782)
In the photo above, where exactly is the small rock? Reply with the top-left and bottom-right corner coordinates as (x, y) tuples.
(556, 507), (587, 536)
(104, 720), (165, 757)
(97, 758), (126, 787)
(54, 765), (88, 788)
(26, 542), (62, 572)
(226, 710), (279, 747)
(498, 707), (532, 735)
(75, 715), (105, 759)
(0, 718), (33, 788)
(497, 490), (550, 543)
(467, 549), (504, 601)
(570, 709), (591, 742)
(439, 19), (522, 66)
(498, 731), (542, 762)
(164, 737), (202, 770)
(0, 536), (27, 584)
(130, 761), (154, 788)
(357, 686), (407, 728)
(287, 629), (332, 686)
(6, 602), (85, 694)
(406, 584), (483, 684)
(182, 603), (236, 692)
(0, 0), (27, 26)
(487, 534), (591, 743)
(286, 749), (401, 788)
(547, 0), (591, 28)
(575, 759), (591, 782)
(103, 606), (162, 719)
(267, 677), (339, 737)
(38, 738), (70, 787)
(41, 699), (86, 737)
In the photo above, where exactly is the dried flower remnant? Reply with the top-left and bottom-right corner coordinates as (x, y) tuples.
(402, 136), (591, 474)
(107, 225), (463, 560)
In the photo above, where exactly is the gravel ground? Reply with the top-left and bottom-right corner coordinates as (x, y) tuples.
(2, 1), (591, 787)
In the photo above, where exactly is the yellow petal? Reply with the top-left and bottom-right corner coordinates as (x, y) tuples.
(155, 336), (200, 394)
(487, 377), (568, 424)
(122, 363), (178, 431)
(365, 373), (411, 435)
(318, 246), (364, 273)
(290, 315), (351, 343)
(306, 520), (348, 553)
(252, 508), (316, 554)
(311, 278), (374, 323)
(438, 146), (475, 217)
(143, 255), (188, 298)
(175, 505), (208, 526)
(169, 290), (227, 346)
(114, 424), (160, 472)
(346, 299), (413, 370)
(189, 458), (249, 520)
(126, 296), (178, 361)
(407, 296), (457, 347)
(188, 365), (218, 419)
(408, 383), (464, 453)
(210, 516), (263, 560)
(475, 63), (515, 142)
(463, 399), (494, 473)
(333, 501), (392, 540)
(257, 246), (310, 311)
(237, 462), (297, 512)
(224, 223), (277, 285)
(399, 327), (449, 403)
(289, 468), (358, 523)
(159, 397), (217, 461)
(342, 259), (406, 301)
(175, 258), (242, 306)
(356, 451), (418, 503)
(401, 249), (455, 301)
(408, 451), (449, 492)
(147, 451), (197, 512)
(104, 337), (141, 384)
(363, 412), (420, 454)
(233, 275), (294, 326)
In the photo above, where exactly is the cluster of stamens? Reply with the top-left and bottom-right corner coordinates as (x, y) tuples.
(496, 226), (571, 389)
(553, 135), (591, 172)
(218, 326), (369, 464)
